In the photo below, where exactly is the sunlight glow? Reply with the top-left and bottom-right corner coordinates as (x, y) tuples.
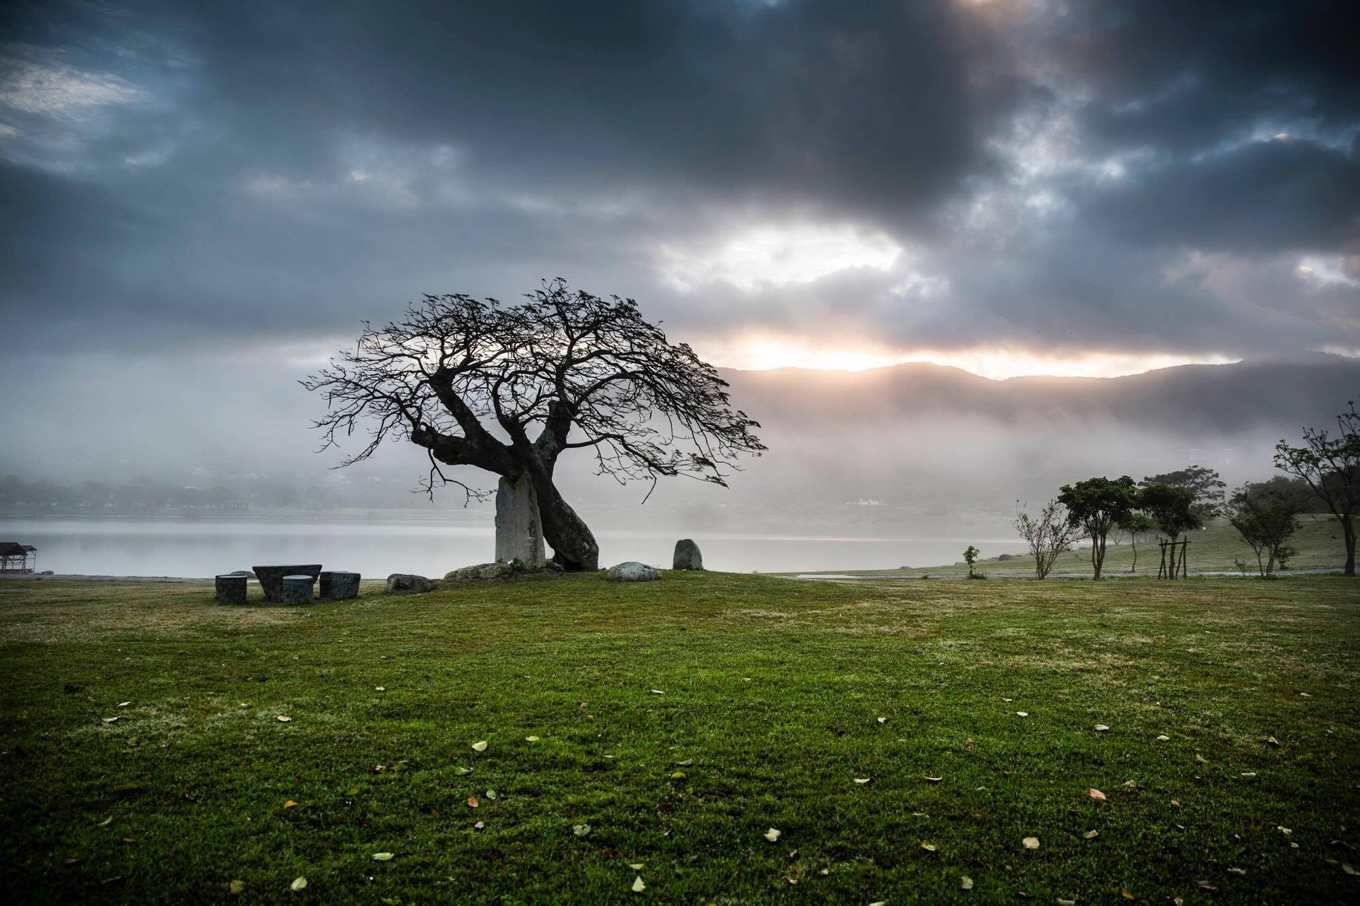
(702, 334), (1240, 380)
(658, 223), (902, 292)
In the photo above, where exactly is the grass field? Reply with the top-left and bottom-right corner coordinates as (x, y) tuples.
(789, 514), (1351, 579)
(2, 572), (1358, 904)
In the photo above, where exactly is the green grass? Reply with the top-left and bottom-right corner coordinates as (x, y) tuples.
(1, 572), (1358, 903)
(791, 514), (1351, 579)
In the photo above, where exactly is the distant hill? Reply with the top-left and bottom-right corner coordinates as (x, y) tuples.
(722, 355), (1360, 434)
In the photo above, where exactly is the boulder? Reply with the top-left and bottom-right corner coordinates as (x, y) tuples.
(386, 573), (437, 594)
(672, 539), (704, 571)
(495, 475), (546, 568)
(606, 561), (659, 582)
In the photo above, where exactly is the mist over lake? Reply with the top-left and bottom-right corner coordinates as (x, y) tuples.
(0, 514), (1030, 577)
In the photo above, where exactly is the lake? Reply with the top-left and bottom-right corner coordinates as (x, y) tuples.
(0, 515), (1030, 577)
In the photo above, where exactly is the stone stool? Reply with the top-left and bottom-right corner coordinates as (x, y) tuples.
(215, 574), (248, 604)
(281, 574), (314, 603)
(320, 570), (360, 600)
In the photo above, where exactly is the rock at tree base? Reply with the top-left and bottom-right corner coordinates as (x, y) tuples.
(386, 573), (436, 594)
(672, 539), (704, 571)
(252, 564), (322, 602)
(495, 475), (546, 569)
(215, 574), (247, 604)
(320, 571), (361, 599)
(281, 575), (314, 603)
(607, 561), (660, 582)
(446, 562), (515, 581)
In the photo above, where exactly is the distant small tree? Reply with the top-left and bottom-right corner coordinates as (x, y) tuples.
(1274, 401), (1360, 576)
(1226, 478), (1309, 577)
(1139, 483), (1202, 578)
(1118, 511), (1157, 574)
(1142, 464), (1226, 522)
(1014, 499), (1082, 579)
(963, 545), (980, 578)
(1057, 476), (1138, 580)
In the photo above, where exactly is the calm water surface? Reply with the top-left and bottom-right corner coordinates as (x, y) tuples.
(0, 515), (1029, 577)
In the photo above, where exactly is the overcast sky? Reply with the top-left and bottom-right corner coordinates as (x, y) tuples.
(2, 0), (1358, 487)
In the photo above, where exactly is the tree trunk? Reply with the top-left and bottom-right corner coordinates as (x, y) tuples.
(1345, 515), (1356, 576)
(526, 466), (599, 571)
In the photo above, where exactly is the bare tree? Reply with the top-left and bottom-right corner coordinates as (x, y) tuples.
(1274, 400), (1360, 576)
(303, 279), (766, 570)
(1015, 499), (1083, 579)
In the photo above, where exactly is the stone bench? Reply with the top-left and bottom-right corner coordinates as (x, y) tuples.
(281, 574), (315, 603)
(319, 570), (360, 600)
(215, 574), (248, 604)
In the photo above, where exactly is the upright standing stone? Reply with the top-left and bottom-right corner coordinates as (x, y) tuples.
(281, 575), (314, 603)
(495, 474), (546, 568)
(215, 574), (248, 604)
(673, 539), (704, 571)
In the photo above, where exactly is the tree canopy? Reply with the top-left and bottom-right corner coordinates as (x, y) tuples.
(303, 279), (766, 570)
(1057, 476), (1137, 579)
(1274, 400), (1360, 576)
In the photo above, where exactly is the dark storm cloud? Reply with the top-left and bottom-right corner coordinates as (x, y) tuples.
(0, 0), (1357, 362)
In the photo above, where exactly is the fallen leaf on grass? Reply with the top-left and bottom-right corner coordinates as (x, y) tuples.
(1088, 788), (1107, 801)
(1083, 830), (1099, 840)
(455, 766), (472, 775)
(373, 852), (394, 861)
(1194, 753), (1208, 764)
(466, 796), (479, 808)
(117, 701), (131, 708)
(960, 876), (973, 890)
(1265, 736), (1280, 747)
(1022, 837), (1040, 850)
(374, 686), (385, 692)
(650, 689), (665, 695)
(632, 875), (646, 893)
(485, 789), (497, 800)
(290, 877), (307, 892)
(1240, 772), (1257, 778)
(1094, 724), (1110, 732)
(854, 778), (871, 784)
(1342, 863), (1357, 876)
(628, 863), (644, 870)
(471, 740), (488, 752)
(229, 879), (244, 895)
(572, 824), (591, 837)
(102, 717), (119, 724)
(1227, 867), (1246, 876)
(276, 716), (292, 723)
(97, 816), (113, 827)
(924, 776), (943, 784)
(920, 841), (937, 852)
(283, 800), (298, 809)
(1196, 880), (1218, 892)
(473, 820), (484, 830)
(1277, 826), (1292, 835)
(525, 736), (540, 743)
(764, 828), (782, 842)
